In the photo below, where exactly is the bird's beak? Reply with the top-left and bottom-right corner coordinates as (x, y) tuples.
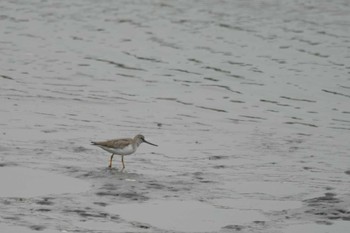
(144, 140), (158, 147)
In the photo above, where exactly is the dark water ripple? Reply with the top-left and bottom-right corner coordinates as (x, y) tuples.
(85, 57), (146, 71)
(322, 89), (350, 98)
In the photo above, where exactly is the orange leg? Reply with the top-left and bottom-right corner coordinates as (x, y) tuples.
(109, 154), (114, 168)
(121, 155), (125, 169)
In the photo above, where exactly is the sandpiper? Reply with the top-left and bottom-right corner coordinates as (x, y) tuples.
(91, 134), (158, 169)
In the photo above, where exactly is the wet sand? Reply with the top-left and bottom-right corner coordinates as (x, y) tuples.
(1, 0), (350, 232)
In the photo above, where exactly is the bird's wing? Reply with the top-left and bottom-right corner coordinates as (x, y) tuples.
(91, 138), (131, 149)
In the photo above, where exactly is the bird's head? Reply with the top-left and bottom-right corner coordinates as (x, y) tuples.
(135, 134), (158, 147)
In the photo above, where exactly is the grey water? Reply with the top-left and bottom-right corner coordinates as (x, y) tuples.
(1, 0), (350, 232)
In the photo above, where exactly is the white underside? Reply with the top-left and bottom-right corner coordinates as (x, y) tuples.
(98, 144), (135, 155)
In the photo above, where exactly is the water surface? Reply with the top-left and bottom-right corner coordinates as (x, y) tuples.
(1, 0), (350, 232)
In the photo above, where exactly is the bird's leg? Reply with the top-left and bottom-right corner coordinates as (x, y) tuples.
(109, 154), (114, 168)
(121, 155), (125, 169)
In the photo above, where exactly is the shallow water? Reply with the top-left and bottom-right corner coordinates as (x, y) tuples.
(1, 0), (350, 232)
(0, 167), (90, 197)
(107, 200), (267, 232)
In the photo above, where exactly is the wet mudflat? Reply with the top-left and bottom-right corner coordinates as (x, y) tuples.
(1, 0), (350, 232)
